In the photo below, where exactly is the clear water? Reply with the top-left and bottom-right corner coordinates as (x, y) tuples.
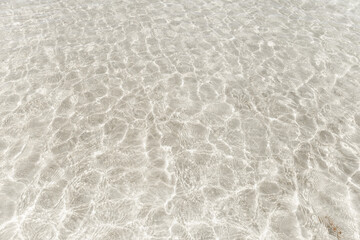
(0, 0), (360, 239)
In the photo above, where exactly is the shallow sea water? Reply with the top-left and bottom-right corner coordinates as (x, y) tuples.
(1, 0), (360, 239)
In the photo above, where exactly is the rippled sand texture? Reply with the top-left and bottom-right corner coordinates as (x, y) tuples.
(1, 0), (360, 239)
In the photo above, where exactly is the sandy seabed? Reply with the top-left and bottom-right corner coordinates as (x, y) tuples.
(1, 0), (360, 239)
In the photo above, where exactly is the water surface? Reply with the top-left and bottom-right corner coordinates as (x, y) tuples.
(1, 0), (360, 239)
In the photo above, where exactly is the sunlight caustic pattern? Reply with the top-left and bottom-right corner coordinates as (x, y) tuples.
(0, 0), (360, 239)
